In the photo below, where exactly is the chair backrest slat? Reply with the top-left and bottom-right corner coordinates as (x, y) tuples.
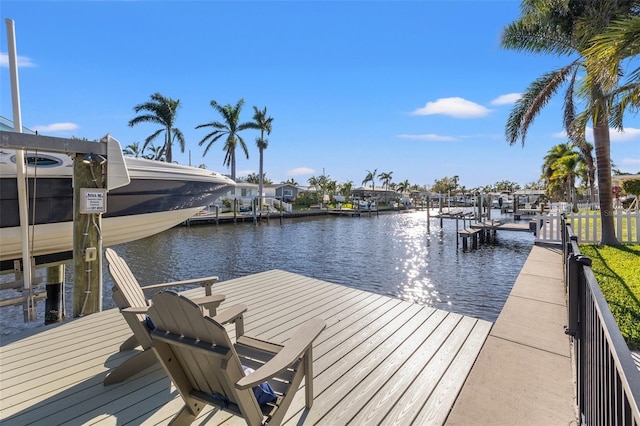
(149, 292), (264, 425)
(105, 248), (149, 309)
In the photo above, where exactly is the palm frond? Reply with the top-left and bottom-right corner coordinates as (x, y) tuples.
(143, 128), (164, 150)
(501, 16), (576, 55)
(506, 65), (575, 146)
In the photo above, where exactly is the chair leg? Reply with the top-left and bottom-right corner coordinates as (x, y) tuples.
(103, 349), (157, 385)
(169, 405), (198, 426)
(119, 334), (140, 351)
(304, 350), (314, 408)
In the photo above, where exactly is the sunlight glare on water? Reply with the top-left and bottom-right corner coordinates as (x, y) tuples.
(1, 210), (534, 335)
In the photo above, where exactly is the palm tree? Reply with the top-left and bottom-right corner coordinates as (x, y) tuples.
(552, 153), (582, 212)
(340, 180), (353, 202)
(128, 93), (185, 163)
(326, 179), (338, 204)
(378, 171), (394, 202)
(196, 98), (255, 181)
(362, 169), (377, 200)
(542, 143), (575, 186)
(252, 106), (273, 209)
(123, 142), (143, 158)
(308, 176), (321, 206)
(542, 143), (586, 211)
(283, 178), (299, 185)
(145, 143), (165, 161)
(397, 179), (411, 204)
(397, 179), (410, 194)
(584, 15), (640, 126)
(501, 0), (637, 245)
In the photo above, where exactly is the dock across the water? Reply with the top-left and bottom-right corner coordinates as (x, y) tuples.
(457, 220), (533, 250)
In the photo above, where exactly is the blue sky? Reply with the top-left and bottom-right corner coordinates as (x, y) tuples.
(1, 0), (639, 189)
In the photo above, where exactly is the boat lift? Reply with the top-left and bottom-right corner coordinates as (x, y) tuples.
(2, 18), (130, 322)
(0, 131), (130, 322)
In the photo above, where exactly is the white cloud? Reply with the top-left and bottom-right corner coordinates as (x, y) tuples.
(0, 52), (36, 67)
(608, 127), (640, 142)
(411, 97), (491, 118)
(398, 133), (457, 142)
(32, 122), (79, 133)
(621, 158), (640, 165)
(553, 127), (640, 142)
(288, 167), (315, 176)
(491, 93), (521, 105)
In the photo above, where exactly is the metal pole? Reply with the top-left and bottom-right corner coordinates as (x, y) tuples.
(233, 198), (237, 223)
(426, 195), (430, 232)
(45, 264), (65, 324)
(6, 18), (35, 321)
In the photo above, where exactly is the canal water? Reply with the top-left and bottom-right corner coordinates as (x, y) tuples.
(1, 209), (534, 335)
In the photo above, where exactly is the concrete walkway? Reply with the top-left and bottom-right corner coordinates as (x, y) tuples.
(446, 244), (578, 425)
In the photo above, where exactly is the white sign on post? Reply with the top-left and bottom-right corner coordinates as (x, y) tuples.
(80, 188), (107, 214)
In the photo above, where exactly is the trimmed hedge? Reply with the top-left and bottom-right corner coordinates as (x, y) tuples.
(580, 244), (640, 350)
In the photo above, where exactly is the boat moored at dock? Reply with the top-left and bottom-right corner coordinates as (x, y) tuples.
(0, 143), (235, 268)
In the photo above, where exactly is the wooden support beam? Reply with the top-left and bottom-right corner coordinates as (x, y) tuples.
(0, 292), (46, 308)
(72, 154), (104, 316)
(0, 130), (107, 155)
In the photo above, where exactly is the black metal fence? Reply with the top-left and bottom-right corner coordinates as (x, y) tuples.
(562, 217), (640, 425)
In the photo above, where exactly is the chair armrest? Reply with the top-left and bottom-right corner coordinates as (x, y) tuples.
(188, 294), (226, 315)
(123, 306), (149, 315)
(121, 306), (149, 322)
(139, 276), (218, 291)
(212, 303), (247, 325)
(235, 318), (325, 390)
(212, 304), (247, 339)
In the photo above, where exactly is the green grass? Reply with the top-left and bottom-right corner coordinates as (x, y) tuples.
(579, 244), (640, 349)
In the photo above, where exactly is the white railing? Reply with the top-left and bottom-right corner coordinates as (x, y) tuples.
(548, 202), (572, 213)
(536, 210), (640, 244)
(262, 197), (292, 212)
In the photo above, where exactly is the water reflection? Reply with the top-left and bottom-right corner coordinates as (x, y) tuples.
(113, 210), (532, 322)
(2, 210), (533, 334)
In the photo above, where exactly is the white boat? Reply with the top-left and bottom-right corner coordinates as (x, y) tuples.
(0, 139), (235, 269)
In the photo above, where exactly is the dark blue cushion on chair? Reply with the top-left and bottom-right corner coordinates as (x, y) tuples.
(242, 366), (278, 405)
(145, 314), (155, 331)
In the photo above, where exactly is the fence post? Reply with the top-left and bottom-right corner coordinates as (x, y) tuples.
(565, 246), (582, 339)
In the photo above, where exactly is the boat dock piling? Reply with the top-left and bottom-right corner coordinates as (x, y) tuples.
(0, 130), (114, 319)
(456, 220), (499, 250)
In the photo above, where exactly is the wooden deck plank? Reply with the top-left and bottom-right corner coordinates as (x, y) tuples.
(344, 310), (460, 425)
(296, 304), (432, 424)
(312, 308), (451, 425)
(379, 315), (476, 425)
(0, 269), (491, 426)
(414, 319), (493, 426)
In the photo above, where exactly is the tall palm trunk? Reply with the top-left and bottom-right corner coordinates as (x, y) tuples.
(258, 129), (265, 210)
(231, 149), (236, 181)
(593, 93), (617, 245)
(165, 128), (173, 163)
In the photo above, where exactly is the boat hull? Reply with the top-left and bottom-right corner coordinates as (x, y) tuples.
(0, 150), (235, 266)
(0, 207), (204, 263)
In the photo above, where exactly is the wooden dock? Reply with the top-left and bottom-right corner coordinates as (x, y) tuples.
(1, 270), (491, 425)
(469, 221), (532, 233)
(457, 220), (532, 250)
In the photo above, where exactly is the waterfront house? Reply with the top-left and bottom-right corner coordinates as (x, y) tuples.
(264, 183), (304, 203)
